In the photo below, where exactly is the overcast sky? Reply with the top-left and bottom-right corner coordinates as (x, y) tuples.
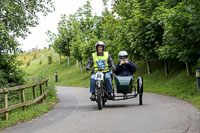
(18, 0), (110, 51)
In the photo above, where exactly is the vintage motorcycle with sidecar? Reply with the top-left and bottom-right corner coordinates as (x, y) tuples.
(89, 67), (143, 110)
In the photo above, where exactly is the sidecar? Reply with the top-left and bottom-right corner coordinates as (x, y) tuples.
(114, 76), (133, 94)
(113, 75), (143, 105)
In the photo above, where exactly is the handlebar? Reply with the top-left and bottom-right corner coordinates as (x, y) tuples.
(88, 67), (114, 72)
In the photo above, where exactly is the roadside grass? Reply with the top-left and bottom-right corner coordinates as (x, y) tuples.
(134, 61), (200, 109)
(0, 102), (53, 130)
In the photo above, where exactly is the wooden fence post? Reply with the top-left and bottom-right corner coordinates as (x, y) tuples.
(45, 81), (48, 88)
(44, 81), (48, 100)
(21, 89), (26, 110)
(33, 86), (36, 99)
(40, 84), (43, 102)
(4, 93), (8, 120)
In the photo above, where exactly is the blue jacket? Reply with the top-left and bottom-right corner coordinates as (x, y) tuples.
(115, 61), (136, 76)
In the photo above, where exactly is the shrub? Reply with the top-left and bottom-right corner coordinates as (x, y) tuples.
(33, 53), (37, 59)
(47, 55), (52, 65)
(39, 60), (42, 65)
(0, 55), (25, 88)
(27, 60), (30, 67)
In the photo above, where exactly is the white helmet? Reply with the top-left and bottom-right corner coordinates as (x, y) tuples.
(118, 51), (128, 61)
(95, 41), (105, 51)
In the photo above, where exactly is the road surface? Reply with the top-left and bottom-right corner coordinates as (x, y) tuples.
(1, 86), (200, 133)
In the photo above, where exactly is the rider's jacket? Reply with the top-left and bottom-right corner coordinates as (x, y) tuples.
(92, 51), (109, 72)
(87, 51), (115, 72)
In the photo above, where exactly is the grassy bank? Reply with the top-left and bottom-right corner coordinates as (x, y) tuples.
(21, 49), (200, 109)
(136, 61), (200, 109)
(21, 49), (90, 87)
(0, 50), (57, 130)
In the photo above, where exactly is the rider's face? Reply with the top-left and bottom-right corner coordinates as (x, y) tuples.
(121, 56), (126, 59)
(97, 46), (103, 53)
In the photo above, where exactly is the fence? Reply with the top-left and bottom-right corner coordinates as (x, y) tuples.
(0, 78), (49, 120)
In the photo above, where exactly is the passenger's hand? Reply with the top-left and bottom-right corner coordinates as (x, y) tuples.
(120, 61), (125, 66)
(124, 61), (129, 64)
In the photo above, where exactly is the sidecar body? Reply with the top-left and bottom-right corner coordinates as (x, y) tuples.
(114, 75), (134, 94)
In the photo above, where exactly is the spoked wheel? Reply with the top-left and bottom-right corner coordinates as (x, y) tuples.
(97, 88), (103, 110)
(137, 77), (143, 105)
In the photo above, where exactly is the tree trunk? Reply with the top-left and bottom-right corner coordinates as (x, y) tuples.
(185, 62), (192, 76)
(165, 60), (169, 76)
(147, 61), (151, 75)
(68, 56), (70, 67)
(59, 54), (61, 65)
(81, 60), (83, 73)
(76, 59), (78, 68)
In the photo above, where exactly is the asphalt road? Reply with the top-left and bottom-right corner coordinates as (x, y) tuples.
(1, 86), (200, 133)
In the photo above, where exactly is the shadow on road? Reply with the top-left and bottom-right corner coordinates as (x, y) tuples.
(76, 102), (148, 112)
(103, 103), (141, 108)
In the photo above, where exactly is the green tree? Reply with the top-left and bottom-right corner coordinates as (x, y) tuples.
(101, 9), (121, 61)
(0, 0), (54, 87)
(54, 14), (73, 67)
(0, 54), (25, 88)
(112, 0), (162, 74)
(155, 0), (200, 76)
(46, 30), (62, 64)
(70, 1), (98, 72)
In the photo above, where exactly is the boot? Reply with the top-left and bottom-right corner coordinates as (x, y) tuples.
(90, 93), (96, 101)
(108, 92), (113, 100)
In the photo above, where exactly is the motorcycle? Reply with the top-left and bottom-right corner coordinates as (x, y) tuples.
(89, 67), (143, 110)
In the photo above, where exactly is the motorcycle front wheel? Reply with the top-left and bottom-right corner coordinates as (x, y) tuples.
(97, 87), (103, 110)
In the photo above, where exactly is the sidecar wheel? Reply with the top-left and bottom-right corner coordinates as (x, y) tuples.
(139, 94), (143, 105)
(137, 77), (143, 105)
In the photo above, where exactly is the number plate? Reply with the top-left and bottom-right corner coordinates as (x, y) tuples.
(95, 72), (104, 80)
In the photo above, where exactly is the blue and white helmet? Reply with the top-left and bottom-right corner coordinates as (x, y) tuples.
(118, 51), (128, 61)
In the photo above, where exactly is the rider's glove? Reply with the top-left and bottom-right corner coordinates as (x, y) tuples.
(86, 67), (90, 71)
(113, 66), (116, 71)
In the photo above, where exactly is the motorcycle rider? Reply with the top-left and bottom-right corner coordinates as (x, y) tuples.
(86, 41), (116, 101)
(115, 51), (136, 76)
